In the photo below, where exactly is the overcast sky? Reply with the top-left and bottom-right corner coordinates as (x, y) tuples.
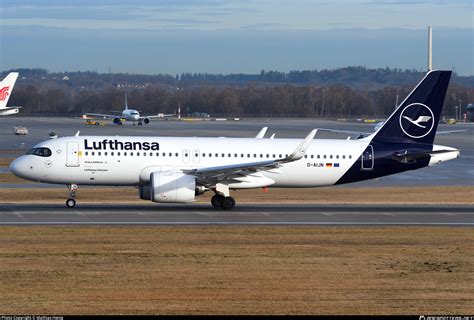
(1, 0), (472, 75)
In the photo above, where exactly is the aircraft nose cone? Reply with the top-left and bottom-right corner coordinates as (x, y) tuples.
(9, 156), (29, 179)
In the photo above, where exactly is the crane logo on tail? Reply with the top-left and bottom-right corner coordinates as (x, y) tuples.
(0, 86), (10, 101)
(399, 103), (434, 139)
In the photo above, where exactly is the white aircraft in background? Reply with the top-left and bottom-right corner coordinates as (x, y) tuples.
(0, 72), (21, 116)
(10, 71), (460, 210)
(85, 94), (177, 126)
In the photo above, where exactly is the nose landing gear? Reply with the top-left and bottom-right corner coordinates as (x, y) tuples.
(66, 184), (78, 208)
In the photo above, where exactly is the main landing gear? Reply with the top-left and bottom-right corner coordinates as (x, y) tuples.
(211, 194), (236, 210)
(66, 184), (77, 208)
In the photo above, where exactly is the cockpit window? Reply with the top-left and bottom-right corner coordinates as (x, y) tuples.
(27, 147), (52, 157)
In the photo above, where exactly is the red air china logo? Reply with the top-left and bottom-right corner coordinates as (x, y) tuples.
(0, 86), (10, 101)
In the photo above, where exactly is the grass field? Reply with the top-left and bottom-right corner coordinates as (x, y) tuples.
(0, 226), (472, 314)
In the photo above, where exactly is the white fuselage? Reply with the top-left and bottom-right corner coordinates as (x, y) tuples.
(10, 136), (368, 188)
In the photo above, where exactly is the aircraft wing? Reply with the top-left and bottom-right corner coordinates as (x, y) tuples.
(140, 113), (176, 120)
(184, 129), (317, 185)
(84, 113), (118, 119)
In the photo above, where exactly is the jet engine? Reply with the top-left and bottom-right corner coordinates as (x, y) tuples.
(113, 117), (121, 125)
(143, 118), (150, 124)
(150, 171), (195, 203)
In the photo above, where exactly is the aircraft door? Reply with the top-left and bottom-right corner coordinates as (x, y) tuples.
(66, 141), (80, 167)
(183, 149), (190, 163)
(192, 149), (200, 163)
(361, 145), (374, 170)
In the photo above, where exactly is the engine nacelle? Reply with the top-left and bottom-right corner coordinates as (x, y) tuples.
(143, 117), (150, 124)
(150, 171), (195, 203)
(113, 117), (121, 124)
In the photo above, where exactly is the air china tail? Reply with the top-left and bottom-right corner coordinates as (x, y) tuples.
(0, 72), (19, 110)
(9, 70), (460, 210)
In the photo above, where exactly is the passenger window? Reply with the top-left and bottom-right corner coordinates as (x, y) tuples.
(124, 152), (127, 156)
(150, 152), (152, 156)
(137, 152), (140, 156)
(311, 155), (314, 159)
(349, 155), (352, 159)
(305, 155), (307, 159)
(272, 154), (275, 158)
(130, 152), (133, 156)
(169, 153), (172, 157)
(259, 154), (263, 158)
(330, 155), (333, 159)
(228, 153), (231, 157)
(215, 153), (218, 157)
(85, 152), (88, 156)
(92, 152), (95, 156)
(336, 155), (339, 159)
(317, 155), (320, 159)
(254, 154), (257, 158)
(343, 155), (345, 159)
(175, 153), (178, 157)
(185, 153), (188, 157)
(162, 152), (166, 156)
(323, 155), (326, 159)
(118, 152), (121, 156)
(279, 154), (282, 158)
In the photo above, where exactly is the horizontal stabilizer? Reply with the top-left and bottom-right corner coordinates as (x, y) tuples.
(393, 149), (459, 163)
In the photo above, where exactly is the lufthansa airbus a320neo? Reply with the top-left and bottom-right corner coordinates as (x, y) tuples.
(10, 70), (459, 209)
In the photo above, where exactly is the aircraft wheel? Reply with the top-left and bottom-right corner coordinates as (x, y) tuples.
(221, 196), (236, 210)
(66, 198), (76, 208)
(211, 194), (224, 208)
(138, 122), (143, 126)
